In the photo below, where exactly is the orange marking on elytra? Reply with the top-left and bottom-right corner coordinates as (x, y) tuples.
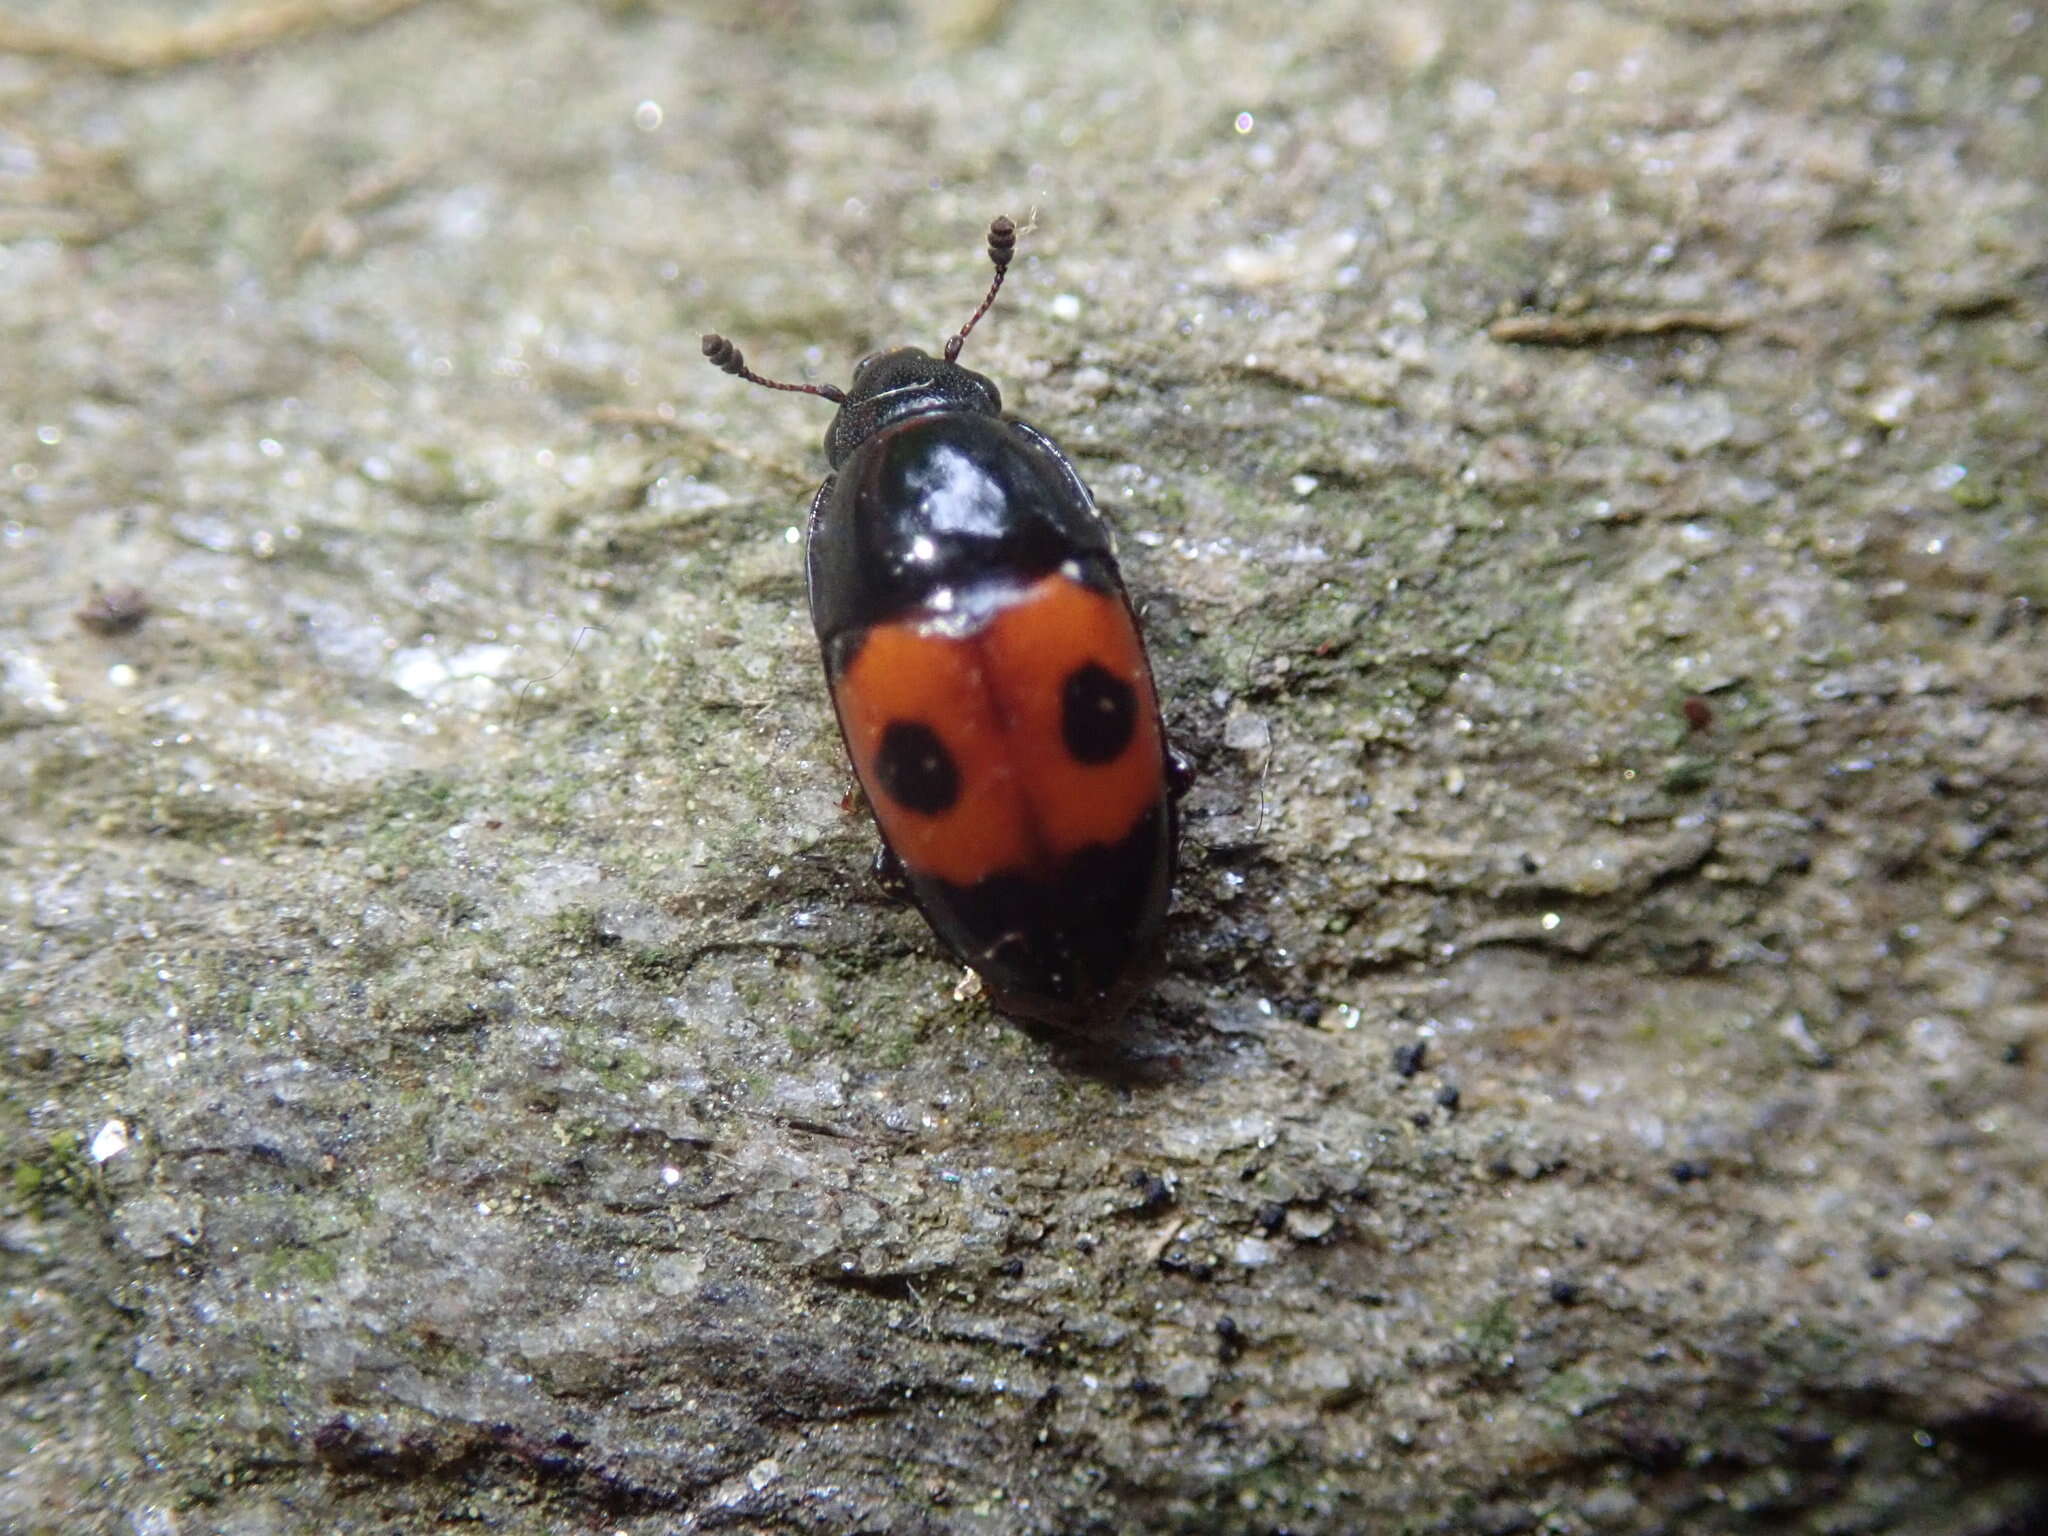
(834, 621), (1033, 887)
(981, 575), (1163, 858)
(833, 573), (1164, 889)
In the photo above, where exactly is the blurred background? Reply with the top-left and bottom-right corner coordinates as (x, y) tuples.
(3, 2), (2046, 1533)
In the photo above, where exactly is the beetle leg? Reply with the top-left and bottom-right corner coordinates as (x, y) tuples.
(871, 842), (912, 900)
(1166, 741), (1196, 800)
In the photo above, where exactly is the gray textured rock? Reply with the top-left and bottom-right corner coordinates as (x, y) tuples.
(3, 1), (2046, 1532)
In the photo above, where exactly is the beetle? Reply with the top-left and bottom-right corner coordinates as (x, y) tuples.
(701, 215), (1186, 1028)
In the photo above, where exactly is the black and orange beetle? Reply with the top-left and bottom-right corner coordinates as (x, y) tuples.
(702, 216), (1186, 1027)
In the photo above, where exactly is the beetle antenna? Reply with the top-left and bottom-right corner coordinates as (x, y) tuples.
(942, 215), (1016, 363)
(701, 333), (848, 405)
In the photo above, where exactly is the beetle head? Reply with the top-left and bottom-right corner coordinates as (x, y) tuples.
(822, 347), (1002, 467)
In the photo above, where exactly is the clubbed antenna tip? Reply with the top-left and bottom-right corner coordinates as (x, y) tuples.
(700, 332), (847, 404)
(944, 215), (1018, 364)
(986, 214), (1017, 268)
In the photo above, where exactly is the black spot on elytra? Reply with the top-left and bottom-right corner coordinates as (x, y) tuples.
(874, 721), (959, 815)
(1061, 662), (1136, 765)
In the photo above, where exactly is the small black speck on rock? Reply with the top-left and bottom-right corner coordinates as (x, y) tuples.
(1215, 1315), (1245, 1363)
(1127, 1170), (1173, 1211)
(1620, 1429), (1688, 1472)
(1392, 1041), (1427, 1078)
(1548, 1279), (1583, 1306)
(1436, 1083), (1461, 1113)
(1670, 1159), (1711, 1184)
(1254, 1202), (1286, 1236)
(75, 581), (151, 636)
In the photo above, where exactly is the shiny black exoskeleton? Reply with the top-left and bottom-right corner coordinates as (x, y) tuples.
(703, 216), (1184, 1029)
(804, 348), (1110, 640)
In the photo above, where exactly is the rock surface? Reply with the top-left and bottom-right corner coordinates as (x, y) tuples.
(2, 1), (2045, 1531)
